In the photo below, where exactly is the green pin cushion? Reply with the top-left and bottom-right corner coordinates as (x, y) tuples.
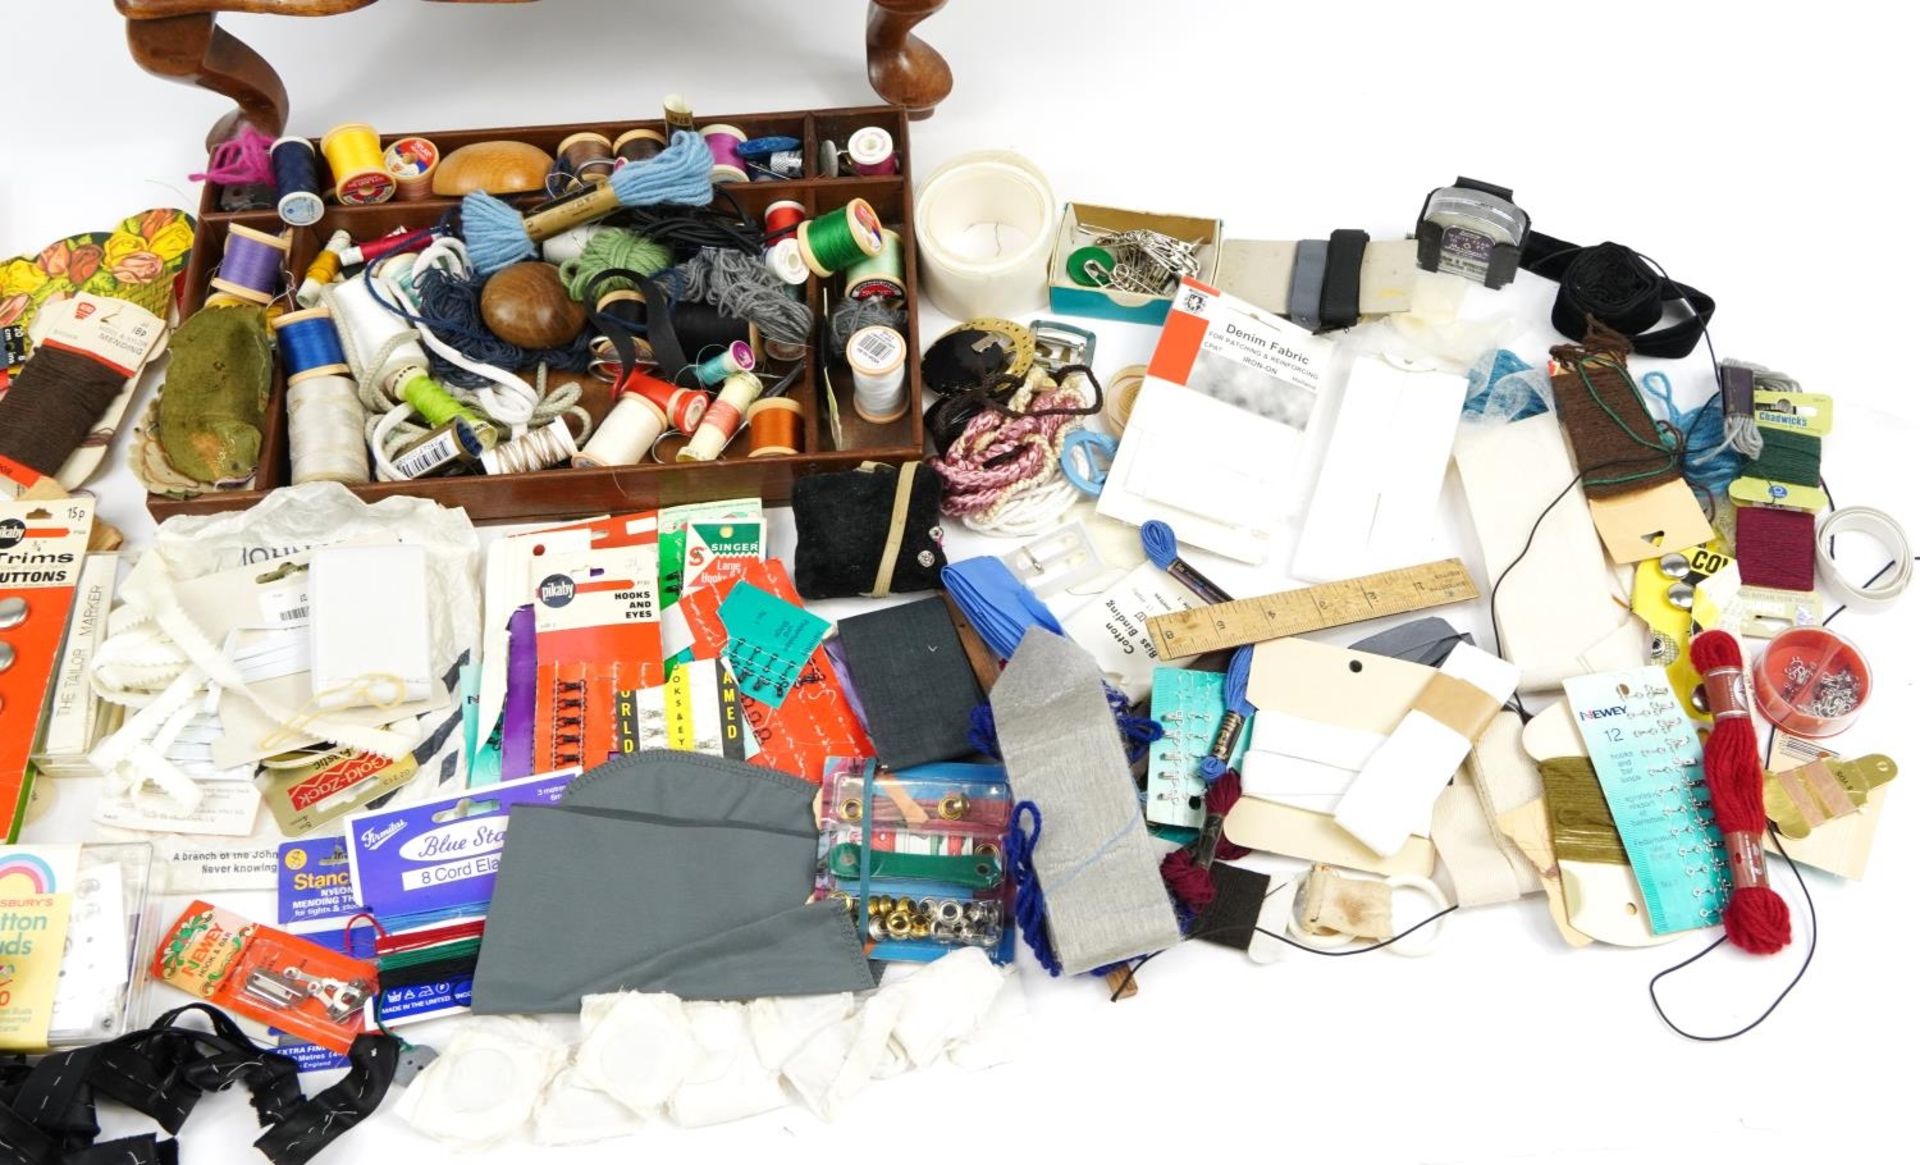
(154, 303), (273, 485)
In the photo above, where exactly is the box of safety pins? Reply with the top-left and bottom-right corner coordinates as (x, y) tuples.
(1048, 202), (1222, 326)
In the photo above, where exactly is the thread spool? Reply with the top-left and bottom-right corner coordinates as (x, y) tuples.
(384, 136), (440, 202)
(747, 396), (803, 458)
(343, 227), (442, 267)
(764, 199), (806, 242)
(271, 306), (352, 382)
(392, 416), (488, 479)
(319, 122), (397, 205)
(619, 370), (707, 432)
(765, 238), (810, 286)
(701, 124), (749, 184)
(297, 229), (352, 307)
(797, 199), (885, 276)
(692, 340), (755, 386)
(576, 391), (667, 467)
(286, 373), (369, 485)
(613, 127), (667, 164)
(557, 131), (617, 187)
(663, 94), (695, 137)
(844, 228), (907, 299)
(680, 371), (761, 461)
(1751, 627), (1872, 737)
(846, 125), (899, 176)
(483, 416), (577, 475)
(270, 136), (325, 226)
(397, 368), (496, 446)
(541, 223), (609, 265)
(847, 324), (908, 423)
(209, 223), (290, 304)
(328, 272), (430, 392)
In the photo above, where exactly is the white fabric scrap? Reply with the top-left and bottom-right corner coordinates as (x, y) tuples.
(395, 1017), (569, 1150)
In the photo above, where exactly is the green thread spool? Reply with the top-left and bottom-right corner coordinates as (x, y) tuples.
(1744, 426), (1823, 487)
(797, 198), (885, 277)
(843, 227), (906, 299)
(398, 369), (499, 449)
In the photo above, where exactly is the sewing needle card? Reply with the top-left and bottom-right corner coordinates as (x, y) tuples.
(1563, 668), (1729, 934)
(1099, 279), (1335, 564)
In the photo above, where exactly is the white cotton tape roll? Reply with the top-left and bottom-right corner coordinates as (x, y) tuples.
(1816, 506), (1912, 612)
(913, 150), (1056, 320)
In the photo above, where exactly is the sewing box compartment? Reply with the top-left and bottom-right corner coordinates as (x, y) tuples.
(150, 105), (925, 524)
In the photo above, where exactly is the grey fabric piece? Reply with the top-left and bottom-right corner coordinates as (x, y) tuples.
(1348, 616), (1474, 668)
(472, 751), (876, 1013)
(837, 598), (983, 770)
(989, 631), (1180, 974)
(1289, 239), (1330, 331)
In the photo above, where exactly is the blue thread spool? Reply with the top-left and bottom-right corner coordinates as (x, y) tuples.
(209, 223), (290, 305)
(271, 137), (325, 227)
(270, 307), (353, 383)
(692, 340), (755, 386)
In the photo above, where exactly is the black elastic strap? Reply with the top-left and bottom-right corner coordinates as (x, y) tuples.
(253, 1035), (401, 1165)
(1520, 231), (1716, 358)
(1318, 229), (1370, 331)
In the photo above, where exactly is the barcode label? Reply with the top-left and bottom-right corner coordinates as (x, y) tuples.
(855, 330), (898, 365)
(395, 432), (458, 479)
(259, 585), (310, 628)
(278, 606), (309, 623)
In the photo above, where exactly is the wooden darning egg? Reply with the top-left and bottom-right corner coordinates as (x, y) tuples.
(432, 140), (554, 196)
(481, 262), (585, 349)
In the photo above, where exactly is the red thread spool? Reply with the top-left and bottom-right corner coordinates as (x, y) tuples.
(618, 370), (706, 433)
(1750, 626), (1871, 737)
(1736, 505), (1816, 591)
(763, 199), (806, 242)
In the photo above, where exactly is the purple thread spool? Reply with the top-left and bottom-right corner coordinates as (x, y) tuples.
(847, 125), (899, 176)
(208, 223), (290, 305)
(701, 124), (750, 185)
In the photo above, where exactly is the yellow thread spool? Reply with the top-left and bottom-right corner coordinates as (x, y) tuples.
(320, 122), (397, 205)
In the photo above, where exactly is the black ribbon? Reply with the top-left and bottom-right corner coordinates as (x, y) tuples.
(0, 1005), (398, 1165)
(1520, 232), (1715, 358)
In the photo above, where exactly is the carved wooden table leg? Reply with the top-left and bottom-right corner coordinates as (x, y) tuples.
(124, 12), (288, 149)
(867, 0), (952, 120)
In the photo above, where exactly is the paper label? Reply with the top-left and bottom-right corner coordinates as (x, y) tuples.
(164, 840), (280, 893)
(1563, 668), (1728, 934)
(344, 768), (578, 920)
(35, 552), (116, 760)
(615, 658), (754, 759)
(277, 840), (359, 930)
(1061, 561), (1195, 702)
(0, 844), (80, 1050)
(257, 748), (417, 837)
(376, 975), (472, 1026)
(718, 581), (831, 708)
(93, 783), (262, 837)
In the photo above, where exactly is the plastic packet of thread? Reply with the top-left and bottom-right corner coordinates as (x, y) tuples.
(1460, 348), (1549, 423)
(819, 758), (1015, 965)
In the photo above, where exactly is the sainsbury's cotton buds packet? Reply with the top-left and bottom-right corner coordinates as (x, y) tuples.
(344, 767), (579, 920)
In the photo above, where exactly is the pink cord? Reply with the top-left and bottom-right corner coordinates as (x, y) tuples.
(931, 385), (1084, 516)
(190, 127), (276, 185)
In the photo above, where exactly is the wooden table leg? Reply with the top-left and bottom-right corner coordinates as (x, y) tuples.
(867, 0), (952, 120)
(124, 12), (288, 149)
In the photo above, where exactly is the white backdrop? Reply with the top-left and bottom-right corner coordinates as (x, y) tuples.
(6, 2), (1916, 1161)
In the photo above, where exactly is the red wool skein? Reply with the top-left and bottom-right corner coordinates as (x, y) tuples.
(1688, 629), (1792, 954)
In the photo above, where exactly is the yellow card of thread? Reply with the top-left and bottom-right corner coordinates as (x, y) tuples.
(0, 845), (81, 1050)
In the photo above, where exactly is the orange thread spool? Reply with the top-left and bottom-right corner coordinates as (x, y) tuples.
(747, 397), (804, 458)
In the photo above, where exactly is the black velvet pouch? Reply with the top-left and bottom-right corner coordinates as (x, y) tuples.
(793, 461), (946, 599)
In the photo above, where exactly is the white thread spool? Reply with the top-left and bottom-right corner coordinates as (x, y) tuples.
(575, 393), (666, 468)
(484, 416), (578, 475)
(541, 223), (609, 265)
(765, 237), (810, 286)
(329, 272), (430, 392)
(913, 150), (1056, 319)
(679, 372), (762, 462)
(286, 374), (370, 485)
(847, 324), (908, 423)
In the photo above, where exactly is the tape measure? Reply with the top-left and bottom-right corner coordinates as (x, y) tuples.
(1145, 558), (1481, 656)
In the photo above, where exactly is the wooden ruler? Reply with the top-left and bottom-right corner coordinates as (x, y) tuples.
(1145, 558), (1481, 656)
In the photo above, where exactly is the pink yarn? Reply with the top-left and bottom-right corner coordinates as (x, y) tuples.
(190, 127), (277, 185)
(930, 386), (1084, 515)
